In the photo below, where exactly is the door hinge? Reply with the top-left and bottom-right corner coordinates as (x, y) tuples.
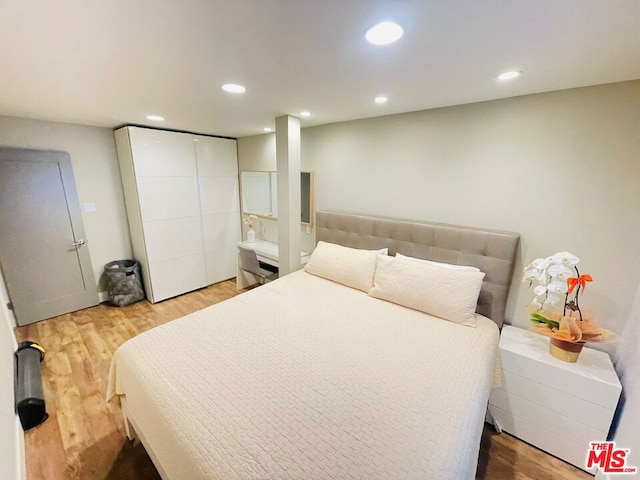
(7, 302), (13, 310)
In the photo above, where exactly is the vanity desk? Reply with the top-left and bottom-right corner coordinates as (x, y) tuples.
(236, 240), (311, 288)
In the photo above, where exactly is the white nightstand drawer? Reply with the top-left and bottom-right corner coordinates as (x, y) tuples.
(490, 387), (606, 446)
(490, 405), (597, 473)
(497, 369), (615, 431)
(499, 327), (621, 409)
(492, 326), (621, 473)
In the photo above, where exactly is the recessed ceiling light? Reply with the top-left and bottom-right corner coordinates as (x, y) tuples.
(498, 71), (522, 81)
(222, 83), (246, 93)
(374, 96), (388, 104)
(300, 111), (311, 117)
(365, 21), (404, 45)
(263, 127), (273, 133)
(146, 115), (164, 121)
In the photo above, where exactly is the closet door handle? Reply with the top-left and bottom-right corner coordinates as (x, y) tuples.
(71, 239), (86, 247)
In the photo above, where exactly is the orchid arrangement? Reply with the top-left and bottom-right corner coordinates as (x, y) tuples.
(243, 214), (257, 229)
(523, 251), (605, 344)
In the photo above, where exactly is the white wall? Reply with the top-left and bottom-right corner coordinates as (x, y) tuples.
(0, 115), (131, 477)
(0, 274), (24, 480)
(237, 134), (315, 253)
(239, 80), (640, 335)
(0, 116), (132, 297)
(603, 284), (640, 478)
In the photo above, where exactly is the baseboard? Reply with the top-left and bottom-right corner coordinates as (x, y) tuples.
(14, 416), (25, 480)
(98, 291), (109, 303)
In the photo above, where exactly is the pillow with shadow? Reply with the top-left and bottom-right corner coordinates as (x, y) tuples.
(369, 255), (484, 327)
(304, 241), (387, 292)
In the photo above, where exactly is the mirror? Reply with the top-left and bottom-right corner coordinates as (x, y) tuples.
(241, 171), (314, 225)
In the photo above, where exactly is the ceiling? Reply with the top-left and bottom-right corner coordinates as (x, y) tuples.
(1, 0), (639, 138)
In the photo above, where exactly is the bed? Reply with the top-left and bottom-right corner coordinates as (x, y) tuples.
(107, 211), (520, 479)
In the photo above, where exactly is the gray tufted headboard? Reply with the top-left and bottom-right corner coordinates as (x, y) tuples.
(316, 211), (520, 328)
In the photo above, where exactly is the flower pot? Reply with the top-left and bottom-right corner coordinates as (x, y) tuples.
(247, 227), (256, 243)
(549, 337), (585, 363)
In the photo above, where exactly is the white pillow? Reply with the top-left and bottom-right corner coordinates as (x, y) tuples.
(395, 252), (481, 272)
(369, 255), (485, 327)
(304, 241), (387, 292)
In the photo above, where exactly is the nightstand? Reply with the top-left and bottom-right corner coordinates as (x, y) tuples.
(488, 325), (622, 473)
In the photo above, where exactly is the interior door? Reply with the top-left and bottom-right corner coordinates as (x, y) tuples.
(0, 148), (98, 326)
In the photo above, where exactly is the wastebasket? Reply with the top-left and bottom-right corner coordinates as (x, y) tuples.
(15, 341), (48, 430)
(104, 260), (145, 306)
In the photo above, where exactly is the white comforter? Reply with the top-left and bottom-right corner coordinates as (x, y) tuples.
(108, 270), (499, 480)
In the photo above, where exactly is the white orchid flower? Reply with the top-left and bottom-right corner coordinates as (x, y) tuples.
(551, 251), (580, 266)
(533, 285), (547, 297)
(523, 269), (538, 282)
(525, 258), (545, 270)
(537, 271), (549, 284)
(548, 263), (574, 281)
(545, 292), (563, 306)
(547, 281), (568, 295)
(524, 250), (592, 324)
(535, 257), (551, 270)
(534, 296), (548, 306)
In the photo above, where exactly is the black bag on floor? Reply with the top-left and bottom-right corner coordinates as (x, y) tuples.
(104, 260), (145, 306)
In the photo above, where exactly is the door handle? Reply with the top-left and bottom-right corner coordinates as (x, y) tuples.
(71, 239), (86, 247)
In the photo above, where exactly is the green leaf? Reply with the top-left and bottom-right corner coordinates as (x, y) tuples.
(530, 312), (560, 329)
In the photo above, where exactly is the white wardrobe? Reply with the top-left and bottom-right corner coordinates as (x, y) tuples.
(114, 126), (240, 303)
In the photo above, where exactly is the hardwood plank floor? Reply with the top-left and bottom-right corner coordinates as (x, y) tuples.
(15, 280), (591, 480)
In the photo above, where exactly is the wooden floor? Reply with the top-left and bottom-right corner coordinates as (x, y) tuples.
(15, 279), (592, 480)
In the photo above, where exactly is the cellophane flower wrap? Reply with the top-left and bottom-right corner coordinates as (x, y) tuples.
(523, 251), (612, 343)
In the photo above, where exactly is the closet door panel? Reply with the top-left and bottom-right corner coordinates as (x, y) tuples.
(144, 217), (204, 263)
(137, 177), (201, 221)
(205, 247), (238, 285)
(202, 213), (241, 251)
(149, 254), (207, 302)
(130, 129), (196, 177)
(196, 135), (241, 287)
(195, 137), (238, 176)
(199, 176), (240, 215)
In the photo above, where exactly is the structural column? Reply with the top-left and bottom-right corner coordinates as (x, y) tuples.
(276, 115), (301, 275)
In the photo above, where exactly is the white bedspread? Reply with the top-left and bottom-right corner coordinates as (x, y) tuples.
(108, 270), (499, 480)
